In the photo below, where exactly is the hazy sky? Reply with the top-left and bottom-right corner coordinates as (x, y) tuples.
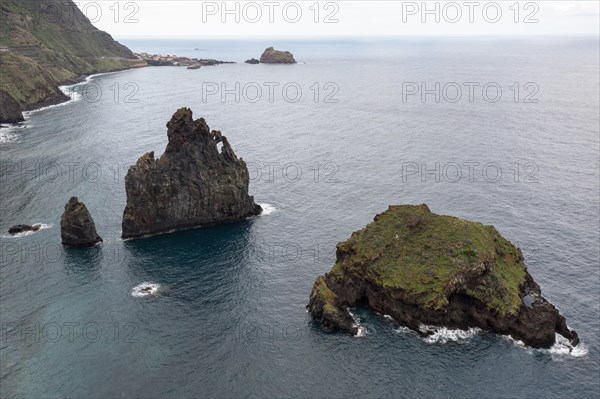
(77, 1), (600, 39)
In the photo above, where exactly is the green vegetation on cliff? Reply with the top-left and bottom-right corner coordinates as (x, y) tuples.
(0, 0), (141, 111)
(329, 204), (526, 316)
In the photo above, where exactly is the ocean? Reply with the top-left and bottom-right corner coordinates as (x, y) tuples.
(1, 38), (599, 398)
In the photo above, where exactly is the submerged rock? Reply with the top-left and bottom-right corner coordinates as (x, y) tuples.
(259, 47), (296, 64)
(8, 224), (41, 235)
(0, 91), (25, 124)
(60, 197), (103, 247)
(121, 107), (262, 239)
(307, 204), (579, 349)
(245, 58), (260, 64)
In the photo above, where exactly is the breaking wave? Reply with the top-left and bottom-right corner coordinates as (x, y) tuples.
(421, 326), (482, 344)
(24, 70), (123, 117)
(0, 124), (27, 144)
(259, 203), (276, 215)
(347, 308), (367, 337)
(131, 282), (160, 298)
(386, 317), (480, 343)
(503, 333), (588, 360)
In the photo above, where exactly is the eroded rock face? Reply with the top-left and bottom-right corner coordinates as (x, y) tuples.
(121, 108), (262, 239)
(60, 197), (102, 247)
(259, 47), (296, 64)
(307, 204), (579, 349)
(0, 91), (24, 124)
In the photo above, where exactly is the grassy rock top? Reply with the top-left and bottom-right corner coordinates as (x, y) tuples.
(329, 204), (526, 316)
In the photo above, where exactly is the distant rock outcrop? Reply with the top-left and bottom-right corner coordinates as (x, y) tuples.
(8, 224), (41, 235)
(0, 91), (24, 123)
(121, 108), (262, 239)
(259, 47), (296, 64)
(245, 58), (260, 64)
(60, 197), (103, 246)
(308, 204), (579, 349)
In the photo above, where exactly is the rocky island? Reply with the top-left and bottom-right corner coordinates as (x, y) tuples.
(8, 223), (41, 235)
(259, 47), (296, 64)
(121, 108), (262, 239)
(60, 197), (103, 247)
(307, 204), (579, 349)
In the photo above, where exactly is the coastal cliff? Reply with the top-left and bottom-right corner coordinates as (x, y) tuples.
(308, 204), (579, 349)
(0, 0), (140, 118)
(121, 108), (262, 239)
(0, 90), (24, 123)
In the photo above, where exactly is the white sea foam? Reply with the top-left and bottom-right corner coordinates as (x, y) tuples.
(0, 129), (18, 144)
(131, 282), (160, 297)
(547, 334), (588, 359)
(503, 334), (588, 359)
(393, 326), (412, 334)
(0, 123), (28, 144)
(355, 325), (367, 337)
(347, 308), (367, 337)
(22, 83), (82, 116)
(502, 335), (527, 349)
(420, 325), (482, 344)
(24, 70), (122, 117)
(1, 223), (52, 238)
(259, 203), (276, 215)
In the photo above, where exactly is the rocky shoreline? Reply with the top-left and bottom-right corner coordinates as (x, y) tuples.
(0, 53), (238, 127)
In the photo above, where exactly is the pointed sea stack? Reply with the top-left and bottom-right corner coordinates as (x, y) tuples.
(308, 204), (579, 349)
(121, 108), (262, 239)
(60, 197), (103, 247)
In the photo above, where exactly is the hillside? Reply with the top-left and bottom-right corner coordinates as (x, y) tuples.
(0, 0), (142, 119)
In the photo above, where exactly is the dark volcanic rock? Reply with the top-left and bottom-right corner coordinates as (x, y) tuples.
(245, 58), (260, 64)
(0, 91), (25, 123)
(60, 197), (103, 247)
(8, 224), (41, 235)
(307, 205), (579, 349)
(259, 47), (296, 64)
(121, 108), (262, 239)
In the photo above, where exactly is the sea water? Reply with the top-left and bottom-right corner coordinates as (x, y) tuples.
(1, 38), (598, 398)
